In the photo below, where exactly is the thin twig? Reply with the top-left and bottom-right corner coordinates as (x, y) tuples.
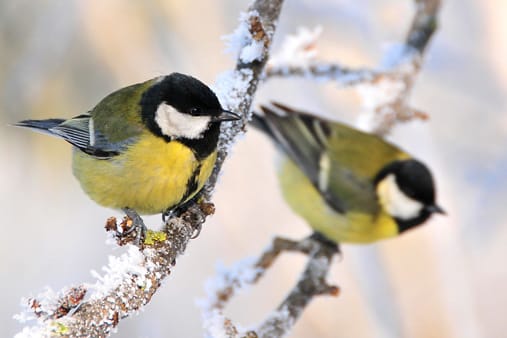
(406, 0), (441, 53)
(265, 63), (381, 86)
(200, 236), (339, 338)
(264, 0), (440, 136)
(255, 238), (339, 338)
(359, 0), (440, 136)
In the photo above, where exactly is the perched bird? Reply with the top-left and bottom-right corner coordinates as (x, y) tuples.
(15, 72), (239, 230)
(251, 102), (444, 244)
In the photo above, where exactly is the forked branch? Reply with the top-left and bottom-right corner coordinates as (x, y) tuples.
(200, 236), (339, 338)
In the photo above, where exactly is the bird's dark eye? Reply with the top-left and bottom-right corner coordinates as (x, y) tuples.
(403, 188), (417, 198)
(189, 107), (201, 115)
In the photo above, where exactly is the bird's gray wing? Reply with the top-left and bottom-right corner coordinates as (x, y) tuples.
(49, 114), (92, 149)
(56, 113), (142, 159)
(258, 102), (346, 213)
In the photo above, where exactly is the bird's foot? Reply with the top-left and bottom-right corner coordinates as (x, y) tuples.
(309, 232), (341, 255)
(161, 209), (173, 224)
(162, 198), (214, 239)
(119, 208), (147, 246)
(161, 197), (198, 223)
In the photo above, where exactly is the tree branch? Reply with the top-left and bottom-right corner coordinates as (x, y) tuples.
(206, 0), (284, 192)
(357, 0), (440, 135)
(15, 1), (284, 337)
(264, 0), (441, 136)
(199, 236), (338, 338)
(266, 63), (381, 86)
(406, 0), (441, 53)
(256, 238), (339, 338)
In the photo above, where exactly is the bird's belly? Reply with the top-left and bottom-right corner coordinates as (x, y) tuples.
(72, 137), (216, 214)
(278, 159), (398, 243)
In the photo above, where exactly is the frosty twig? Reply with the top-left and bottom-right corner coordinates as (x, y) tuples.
(200, 237), (338, 338)
(265, 0), (441, 136)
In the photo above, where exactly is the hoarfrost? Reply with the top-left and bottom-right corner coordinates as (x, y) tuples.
(223, 11), (264, 63)
(88, 244), (146, 299)
(269, 26), (322, 68)
(198, 257), (260, 311)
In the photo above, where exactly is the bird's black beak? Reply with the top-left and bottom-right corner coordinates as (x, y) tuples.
(211, 110), (241, 123)
(427, 204), (446, 215)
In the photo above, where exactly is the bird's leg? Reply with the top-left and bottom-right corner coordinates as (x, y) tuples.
(161, 195), (199, 223)
(121, 207), (147, 245)
(309, 232), (341, 255)
(161, 209), (173, 224)
(162, 195), (206, 239)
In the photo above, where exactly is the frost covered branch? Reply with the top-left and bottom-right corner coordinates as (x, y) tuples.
(200, 236), (339, 338)
(15, 1), (284, 337)
(266, 0), (441, 135)
(357, 0), (440, 135)
(207, 0), (284, 190)
(265, 26), (380, 86)
(267, 62), (381, 87)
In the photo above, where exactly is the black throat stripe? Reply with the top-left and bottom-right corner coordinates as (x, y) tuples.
(179, 163), (202, 205)
(177, 123), (220, 161)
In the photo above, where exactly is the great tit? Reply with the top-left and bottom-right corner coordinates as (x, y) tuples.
(251, 102), (444, 244)
(15, 72), (240, 223)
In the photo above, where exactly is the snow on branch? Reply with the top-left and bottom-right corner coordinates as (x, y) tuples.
(14, 1), (284, 337)
(266, 26), (381, 86)
(206, 0), (284, 192)
(199, 237), (339, 338)
(266, 0), (441, 136)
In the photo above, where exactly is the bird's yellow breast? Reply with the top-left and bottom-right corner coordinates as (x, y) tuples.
(72, 133), (217, 214)
(279, 159), (399, 243)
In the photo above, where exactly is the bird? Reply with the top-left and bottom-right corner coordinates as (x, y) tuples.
(251, 102), (444, 244)
(15, 72), (240, 235)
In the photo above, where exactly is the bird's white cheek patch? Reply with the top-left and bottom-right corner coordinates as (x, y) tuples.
(155, 103), (211, 139)
(377, 174), (423, 220)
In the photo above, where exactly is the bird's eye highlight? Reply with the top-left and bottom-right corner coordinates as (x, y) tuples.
(189, 107), (201, 115)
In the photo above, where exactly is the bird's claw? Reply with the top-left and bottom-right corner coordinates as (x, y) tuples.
(162, 209), (173, 224)
(191, 223), (203, 239)
(309, 232), (340, 254)
(120, 208), (147, 245)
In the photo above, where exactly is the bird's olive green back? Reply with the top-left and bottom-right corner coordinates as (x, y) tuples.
(91, 78), (159, 143)
(325, 124), (409, 213)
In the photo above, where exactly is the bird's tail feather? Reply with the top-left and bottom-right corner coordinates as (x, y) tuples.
(250, 112), (275, 139)
(13, 119), (65, 135)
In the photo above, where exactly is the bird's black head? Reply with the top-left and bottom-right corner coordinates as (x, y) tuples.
(374, 159), (445, 233)
(140, 72), (239, 142)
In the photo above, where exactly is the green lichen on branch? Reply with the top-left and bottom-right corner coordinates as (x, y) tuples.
(143, 230), (168, 246)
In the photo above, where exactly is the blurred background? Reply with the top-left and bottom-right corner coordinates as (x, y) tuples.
(1, 0), (505, 337)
